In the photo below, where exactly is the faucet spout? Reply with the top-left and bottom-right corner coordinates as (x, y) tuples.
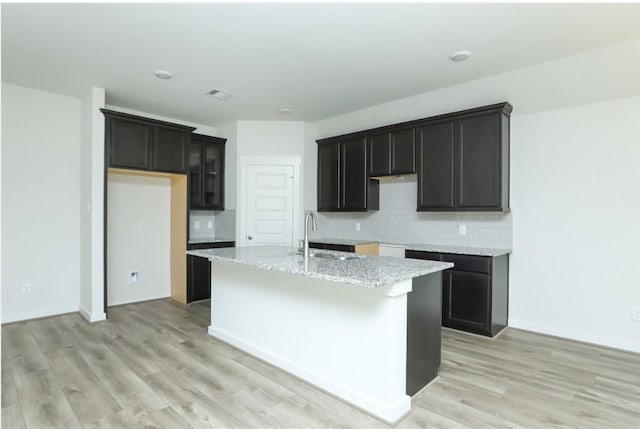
(303, 212), (317, 259)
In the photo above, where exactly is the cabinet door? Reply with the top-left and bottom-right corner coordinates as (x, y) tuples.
(391, 128), (416, 174)
(416, 122), (456, 210)
(443, 270), (491, 335)
(108, 118), (152, 170)
(189, 140), (203, 208)
(202, 142), (224, 209)
(457, 113), (501, 209)
(341, 137), (368, 210)
(187, 255), (211, 302)
(368, 132), (391, 177)
(317, 141), (341, 211)
(153, 127), (189, 173)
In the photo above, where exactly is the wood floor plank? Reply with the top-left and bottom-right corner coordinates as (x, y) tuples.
(3, 298), (639, 429)
(27, 316), (78, 353)
(46, 346), (122, 425)
(12, 367), (81, 429)
(4, 323), (50, 376)
(144, 369), (247, 428)
(1, 403), (27, 429)
(83, 410), (135, 429)
(132, 406), (193, 429)
(77, 342), (168, 417)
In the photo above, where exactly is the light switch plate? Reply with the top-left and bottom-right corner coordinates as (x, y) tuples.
(207, 221), (213, 229)
(194, 221), (200, 230)
(459, 224), (467, 235)
(355, 222), (361, 232)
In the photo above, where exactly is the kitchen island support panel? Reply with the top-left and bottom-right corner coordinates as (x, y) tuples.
(406, 271), (442, 395)
(208, 260), (413, 424)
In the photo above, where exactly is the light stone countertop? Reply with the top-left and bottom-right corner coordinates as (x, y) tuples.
(187, 245), (453, 288)
(400, 243), (510, 257)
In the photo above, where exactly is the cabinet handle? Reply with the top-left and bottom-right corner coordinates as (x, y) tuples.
(247, 235), (253, 240)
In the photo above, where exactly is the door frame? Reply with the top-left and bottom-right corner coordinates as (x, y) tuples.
(238, 156), (301, 247)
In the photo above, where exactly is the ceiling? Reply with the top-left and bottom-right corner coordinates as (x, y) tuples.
(2, 3), (639, 127)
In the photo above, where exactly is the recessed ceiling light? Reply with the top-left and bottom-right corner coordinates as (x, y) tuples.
(206, 88), (236, 101)
(279, 108), (293, 114)
(449, 50), (472, 62)
(154, 70), (172, 79)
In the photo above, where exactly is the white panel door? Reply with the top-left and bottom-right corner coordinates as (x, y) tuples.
(245, 165), (294, 246)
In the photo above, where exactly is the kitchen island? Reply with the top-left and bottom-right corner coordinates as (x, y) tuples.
(187, 245), (452, 424)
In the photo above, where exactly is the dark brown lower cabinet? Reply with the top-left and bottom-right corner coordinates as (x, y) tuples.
(187, 241), (235, 303)
(405, 250), (509, 337)
(443, 270), (491, 334)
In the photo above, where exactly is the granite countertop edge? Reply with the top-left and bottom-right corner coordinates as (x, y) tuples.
(187, 246), (453, 288)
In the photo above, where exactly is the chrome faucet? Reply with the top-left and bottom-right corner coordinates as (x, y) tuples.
(303, 212), (318, 259)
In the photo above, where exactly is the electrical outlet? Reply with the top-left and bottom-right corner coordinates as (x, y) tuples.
(459, 224), (467, 235)
(207, 221), (213, 229)
(21, 283), (31, 295)
(355, 222), (361, 232)
(194, 221), (200, 230)
(128, 271), (139, 284)
(632, 306), (640, 321)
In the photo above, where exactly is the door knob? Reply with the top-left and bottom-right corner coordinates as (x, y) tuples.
(247, 235), (253, 240)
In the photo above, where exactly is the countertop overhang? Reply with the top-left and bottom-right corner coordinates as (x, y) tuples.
(187, 245), (452, 288)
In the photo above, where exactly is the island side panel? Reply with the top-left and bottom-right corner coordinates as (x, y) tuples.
(208, 260), (412, 424)
(406, 271), (442, 395)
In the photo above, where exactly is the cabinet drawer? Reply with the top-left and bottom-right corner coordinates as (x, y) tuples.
(405, 250), (442, 261)
(442, 254), (490, 274)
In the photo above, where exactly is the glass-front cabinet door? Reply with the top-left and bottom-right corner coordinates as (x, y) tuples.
(189, 140), (203, 208)
(189, 134), (225, 210)
(203, 142), (224, 209)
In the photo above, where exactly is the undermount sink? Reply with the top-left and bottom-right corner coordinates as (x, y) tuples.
(295, 249), (361, 261)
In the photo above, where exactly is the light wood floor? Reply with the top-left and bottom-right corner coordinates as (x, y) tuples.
(2, 299), (639, 428)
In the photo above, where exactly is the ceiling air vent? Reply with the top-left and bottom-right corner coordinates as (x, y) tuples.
(206, 89), (236, 100)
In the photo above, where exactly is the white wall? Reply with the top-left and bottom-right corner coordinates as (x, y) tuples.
(1, 83), (82, 323)
(80, 87), (106, 322)
(309, 39), (640, 352)
(218, 121), (306, 242)
(106, 173), (171, 306)
(510, 97), (640, 352)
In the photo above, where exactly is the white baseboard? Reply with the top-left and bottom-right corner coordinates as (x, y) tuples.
(508, 318), (640, 354)
(79, 306), (107, 323)
(107, 293), (171, 307)
(208, 325), (411, 424)
(1, 304), (80, 324)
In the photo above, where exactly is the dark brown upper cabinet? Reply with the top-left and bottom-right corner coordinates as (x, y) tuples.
(416, 121), (456, 209)
(102, 109), (195, 174)
(189, 134), (226, 210)
(317, 141), (341, 211)
(317, 138), (379, 212)
(417, 105), (511, 211)
(318, 102), (511, 212)
(368, 128), (416, 177)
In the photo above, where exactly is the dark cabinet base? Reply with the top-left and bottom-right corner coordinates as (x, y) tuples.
(405, 250), (509, 338)
(187, 241), (235, 303)
(406, 272), (442, 396)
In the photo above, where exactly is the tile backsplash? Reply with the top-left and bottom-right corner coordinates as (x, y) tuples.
(309, 177), (512, 249)
(189, 209), (236, 240)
